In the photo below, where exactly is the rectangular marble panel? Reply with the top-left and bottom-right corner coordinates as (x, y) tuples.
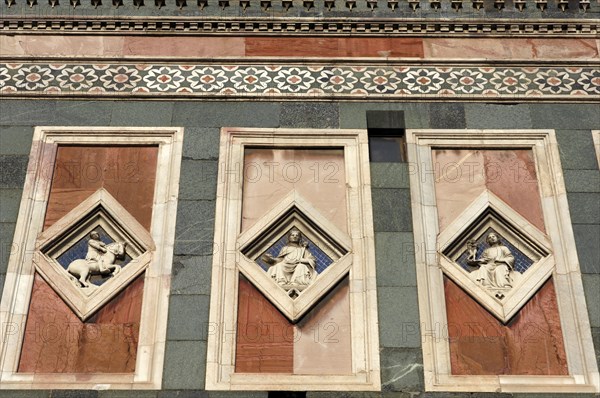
(422, 38), (599, 60)
(294, 277), (352, 375)
(235, 276), (294, 373)
(432, 149), (487, 232)
(482, 150), (545, 232)
(44, 145), (158, 230)
(18, 144), (158, 373)
(18, 273), (144, 373)
(242, 148), (347, 233)
(245, 38), (424, 58)
(444, 276), (568, 376)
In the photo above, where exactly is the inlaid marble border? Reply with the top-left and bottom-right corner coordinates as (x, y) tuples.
(0, 62), (598, 100)
(0, 127), (183, 390)
(206, 128), (380, 391)
(406, 129), (599, 393)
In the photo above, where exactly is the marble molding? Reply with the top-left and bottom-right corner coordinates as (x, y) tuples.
(593, 131), (600, 168)
(0, 127), (183, 390)
(206, 128), (380, 391)
(0, 18), (597, 36)
(406, 129), (600, 393)
(2, 36), (599, 60)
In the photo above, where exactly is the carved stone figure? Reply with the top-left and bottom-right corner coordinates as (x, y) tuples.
(67, 232), (126, 288)
(467, 232), (514, 291)
(261, 228), (317, 295)
(86, 231), (108, 273)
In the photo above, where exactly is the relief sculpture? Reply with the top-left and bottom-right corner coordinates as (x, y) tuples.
(466, 232), (515, 299)
(261, 228), (317, 298)
(67, 231), (127, 288)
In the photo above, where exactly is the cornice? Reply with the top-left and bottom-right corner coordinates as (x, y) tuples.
(1, 16), (598, 37)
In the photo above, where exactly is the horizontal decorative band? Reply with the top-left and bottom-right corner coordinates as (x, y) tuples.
(1, 17), (597, 36)
(1, 63), (598, 100)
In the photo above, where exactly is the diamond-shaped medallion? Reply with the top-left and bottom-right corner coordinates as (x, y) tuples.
(237, 192), (352, 323)
(34, 189), (155, 321)
(438, 191), (553, 323)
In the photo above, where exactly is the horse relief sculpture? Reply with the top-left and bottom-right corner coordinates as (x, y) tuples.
(67, 231), (127, 288)
(261, 228), (317, 298)
(466, 232), (515, 299)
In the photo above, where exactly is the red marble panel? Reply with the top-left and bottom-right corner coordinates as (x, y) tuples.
(235, 276), (294, 373)
(19, 145), (157, 373)
(245, 38), (424, 58)
(18, 273), (144, 373)
(445, 276), (568, 375)
(44, 146), (158, 230)
(483, 150), (546, 232)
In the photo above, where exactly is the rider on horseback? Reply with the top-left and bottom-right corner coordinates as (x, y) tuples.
(86, 231), (109, 273)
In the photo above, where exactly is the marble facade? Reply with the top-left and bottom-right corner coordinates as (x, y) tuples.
(0, 0), (599, 394)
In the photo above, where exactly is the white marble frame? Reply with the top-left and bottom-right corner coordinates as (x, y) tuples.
(0, 126), (183, 390)
(406, 129), (599, 393)
(206, 128), (381, 391)
(593, 131), (600, 168)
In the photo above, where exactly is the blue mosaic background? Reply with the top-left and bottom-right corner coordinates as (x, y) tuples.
(455, 228), (534, 274)
(55, 227), (132, 286)
(255, 231), (334, 274)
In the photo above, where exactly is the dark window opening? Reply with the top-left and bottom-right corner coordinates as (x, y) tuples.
(268, 392), (306, 398)
(366, 110), (407, 163)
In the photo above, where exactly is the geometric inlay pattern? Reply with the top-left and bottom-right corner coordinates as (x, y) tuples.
(438, 190), (553, 323)
(34, 188), (155, 321)
(0, 63), (598, 100)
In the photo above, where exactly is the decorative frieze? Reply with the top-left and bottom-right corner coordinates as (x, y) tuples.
(0, 62), (597, 100)
(0, 17), (597, 36)
(1, 0), (595, 12)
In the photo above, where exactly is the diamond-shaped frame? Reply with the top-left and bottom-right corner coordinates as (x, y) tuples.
(34, 188), (155, 321)
(438, 190), (553, 323)
(237, 192), (352, 323)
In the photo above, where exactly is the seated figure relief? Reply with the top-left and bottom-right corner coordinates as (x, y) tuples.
(67, 231), (127, 288)
(466, 232), (515, 299)
(261, 228), (317, 297)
